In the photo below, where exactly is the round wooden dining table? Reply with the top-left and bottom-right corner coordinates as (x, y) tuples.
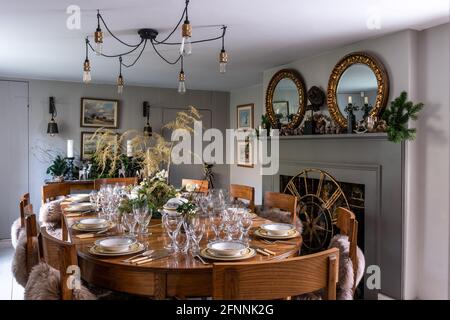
(63, 210), (302, 299)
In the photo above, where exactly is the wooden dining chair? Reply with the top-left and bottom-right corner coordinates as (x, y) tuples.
(213, 248), (339, 300)
(264, 191), (298, 222)
(25, 212), (39, 275)
(42, 183), (70, 204)
(94, 177), (138, 190)
(334, 207), (359, 293)
(230, 184), (255, 210)
(181, 179), (209, 193)
(33, 226), (92, 300)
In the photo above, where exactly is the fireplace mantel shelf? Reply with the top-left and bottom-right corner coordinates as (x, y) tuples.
(275, 132), (388, 141)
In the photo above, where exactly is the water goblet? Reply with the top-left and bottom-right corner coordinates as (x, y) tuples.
(174, 224), (190, 254)
(123, 211), (138, 237)
(163, 213), (183, 252)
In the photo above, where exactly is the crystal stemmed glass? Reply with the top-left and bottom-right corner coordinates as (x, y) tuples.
(163, 213), (183, 252)
(123, 211), (138, 237)
(174, 224), (190, 254)
(239, 212), (253, 245)
(209, 211), (222, 241)
(187, 217), (205, 255)
(134, 202), (153, 236)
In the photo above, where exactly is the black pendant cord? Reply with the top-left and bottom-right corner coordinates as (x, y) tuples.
(156, 25), (226, 46)
(85, 38), (89, 59)
(152, 7), (188, 45)
(150, 39), (183, 65)
(87, 37), (144, 58)
(98, 12), (141, 48)
(120, 39), (148, 68)
(119, 56), (123, 76)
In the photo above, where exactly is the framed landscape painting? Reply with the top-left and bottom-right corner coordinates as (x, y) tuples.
(80, 131), (119, 161)
(236, 103), (254, 129)
(81, 98), (119, 128)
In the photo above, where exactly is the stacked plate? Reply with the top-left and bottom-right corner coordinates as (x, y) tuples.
(200, 241), (256, 261)
(66, 194), (90, 203)
(254, 223), (300, 239)
(89, 236), (144, 256)
(65, 202), (93, 212)
(71, 218), (114, 232)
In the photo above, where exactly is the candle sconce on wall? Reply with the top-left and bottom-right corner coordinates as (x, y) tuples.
(143, 101), (152, 137)
(47, 96), (59, 136)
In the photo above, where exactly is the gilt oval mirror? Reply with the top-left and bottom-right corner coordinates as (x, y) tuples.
(265, 69), (306, 129)
(327, 52), (389, 128)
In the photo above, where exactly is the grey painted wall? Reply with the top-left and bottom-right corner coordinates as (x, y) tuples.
(26, 80), (229, 218)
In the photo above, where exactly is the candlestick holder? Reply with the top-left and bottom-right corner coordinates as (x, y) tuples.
(66, 157), (75, 181)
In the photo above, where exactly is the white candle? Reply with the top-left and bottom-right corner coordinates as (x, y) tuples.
(348, 96), (352, 104)
(364, 96), (369, 104)
(360, 91), (365, 97)
(126, 140), (133, 157)
(67, 140), (74, 158)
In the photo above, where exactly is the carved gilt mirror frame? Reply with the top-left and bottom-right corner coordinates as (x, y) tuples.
(327, 52), (389, 128)
(265, 69), (307, 129)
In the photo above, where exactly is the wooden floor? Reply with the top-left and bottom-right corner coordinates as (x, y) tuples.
(0, 240), (23, 300)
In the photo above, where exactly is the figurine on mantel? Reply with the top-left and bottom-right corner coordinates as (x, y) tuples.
(303, 86), (325, 135)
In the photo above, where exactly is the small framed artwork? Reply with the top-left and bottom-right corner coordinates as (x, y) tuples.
(81, 98), (119, 128)
(80, 131), (119, 161)
(237, 103), (254, 129)
(273, 101), (289, 123)
(237, 137), (254, 168)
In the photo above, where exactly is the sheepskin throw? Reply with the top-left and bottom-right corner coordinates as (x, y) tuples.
(24, 263), (96, 300)
(39, 199), (64, 227)
(255, 206), (303, 234)
(11, 232), (39, 287)
(10, 218), (24, 249)
(328, 234), (365, 300)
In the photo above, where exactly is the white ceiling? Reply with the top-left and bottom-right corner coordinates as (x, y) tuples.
(0, 0), (448, 91)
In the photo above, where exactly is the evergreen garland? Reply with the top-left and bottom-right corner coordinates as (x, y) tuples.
(382, 91), (424, 143)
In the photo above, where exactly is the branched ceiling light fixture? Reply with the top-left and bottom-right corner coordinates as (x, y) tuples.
(83, 0), (228, 95)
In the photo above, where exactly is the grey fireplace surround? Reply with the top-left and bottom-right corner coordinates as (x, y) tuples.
(262, 133), (404, 300)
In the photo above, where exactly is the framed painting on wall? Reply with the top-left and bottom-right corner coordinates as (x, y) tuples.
(236, 103), (254, 129)
(80, 131), (119, 161)
(81, 98), (119, 128)
(236, 137), (254, 168)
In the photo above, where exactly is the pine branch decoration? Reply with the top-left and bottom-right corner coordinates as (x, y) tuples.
(382, 91), (424, 143)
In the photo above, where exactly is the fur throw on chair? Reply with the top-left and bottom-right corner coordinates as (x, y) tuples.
(255, 206), (303, 234)
(39, 199), (64, 227)
(10, 218), (24, 249)
(328, 234), (365, 300)
(11, 232), (39, 287)
(24, 263), (96, 300)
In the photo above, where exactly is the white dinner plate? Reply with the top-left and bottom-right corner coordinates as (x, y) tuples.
(78, 218), (107, 228)
(66, 194), (90, 203)
(71, 220), (115, 232)
(95, 236), (137, 253)
(89, 242), (145, 257)
(253, 228), (300, 240)
(200, 247), (256, 261)
(260, 223), (295, 236)
(65, 203), (93, 212)
(207, 241), (248, 257)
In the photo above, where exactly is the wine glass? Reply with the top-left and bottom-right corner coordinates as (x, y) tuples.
(239, 212), (253, 245)
(209, 211), (222, 241)
(174, 224), (190, 254)
(134, 201), (153, 236)
(123, 211), (138, 237)
(187, 217), (205, 255)
(163, 213), (183, 252)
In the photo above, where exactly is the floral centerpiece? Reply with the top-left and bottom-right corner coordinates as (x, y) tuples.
(119, 169), (176, 218)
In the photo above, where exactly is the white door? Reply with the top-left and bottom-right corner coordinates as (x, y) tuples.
(0, 81), (29, 239)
